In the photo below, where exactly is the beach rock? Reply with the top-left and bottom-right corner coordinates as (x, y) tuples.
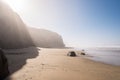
(0, 49), (9, 80)
(81, 52), (85, 55)
(0, 1), (34, 49)
(81, 49), (86, 55)
(28, 28), (65, 48)
(67, 51), (76, 57)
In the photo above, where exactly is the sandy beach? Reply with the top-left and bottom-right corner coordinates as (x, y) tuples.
(4, 47), (120, 80)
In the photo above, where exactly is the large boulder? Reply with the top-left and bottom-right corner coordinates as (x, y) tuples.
(0, 1), (34, 49)
(0, 49), (9, 80)
(67, 51), (76, 57)
(28, 28), (65, 48)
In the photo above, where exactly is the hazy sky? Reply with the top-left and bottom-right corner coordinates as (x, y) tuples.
(4, 0), (120, 47)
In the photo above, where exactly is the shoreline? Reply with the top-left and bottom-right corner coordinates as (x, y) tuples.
(5, 47), (120, 80)
(74, 47), (120, 66)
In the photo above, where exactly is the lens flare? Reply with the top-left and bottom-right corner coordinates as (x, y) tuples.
(3, 0), (25, 13)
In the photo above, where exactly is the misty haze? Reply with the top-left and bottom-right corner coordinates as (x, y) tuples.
(0, 0), (120, 80)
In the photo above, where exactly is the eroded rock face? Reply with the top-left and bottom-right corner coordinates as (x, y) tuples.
(0, 49), (9, 80)
(0, 1), (33, 49)
(28, 28), (65, 48)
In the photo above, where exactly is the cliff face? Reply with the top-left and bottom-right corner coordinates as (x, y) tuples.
(0, 1), (33, 49)
(0, 1), (65, 49)
(0, 49), (9, 80)
(28, 28), (65, 48)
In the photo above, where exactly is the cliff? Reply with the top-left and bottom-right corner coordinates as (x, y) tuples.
(0, 1), (33, 49)
(28, 28), (65, 48)
(0, 1), (65, 49)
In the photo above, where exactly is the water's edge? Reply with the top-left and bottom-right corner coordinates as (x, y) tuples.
(74, 47), (120, 66)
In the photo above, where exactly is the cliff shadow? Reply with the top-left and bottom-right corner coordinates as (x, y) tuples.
(4, 47), (39, 80)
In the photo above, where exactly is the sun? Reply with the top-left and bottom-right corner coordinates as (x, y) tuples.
(3, 0), (25, 13)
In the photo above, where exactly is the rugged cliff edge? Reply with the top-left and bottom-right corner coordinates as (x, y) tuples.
(28, 28), (65, 48)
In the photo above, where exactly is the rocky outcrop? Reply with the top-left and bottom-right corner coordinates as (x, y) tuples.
(0, 1), (33, 49)
(0, 49), (9, 80)
(28, 28), (65, 48)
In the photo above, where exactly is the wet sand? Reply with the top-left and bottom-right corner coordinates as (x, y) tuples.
(5, 47), (120, 80)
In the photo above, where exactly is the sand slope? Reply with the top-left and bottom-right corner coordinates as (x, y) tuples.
(5, 47), (120, 80)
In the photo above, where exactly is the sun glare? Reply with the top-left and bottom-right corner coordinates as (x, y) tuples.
(4, 0), (25, 13)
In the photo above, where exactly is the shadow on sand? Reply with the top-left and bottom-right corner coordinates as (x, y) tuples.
(4, 47), (39, 80)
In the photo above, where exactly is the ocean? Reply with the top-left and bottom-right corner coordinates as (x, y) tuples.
(75, 47), (120, 66)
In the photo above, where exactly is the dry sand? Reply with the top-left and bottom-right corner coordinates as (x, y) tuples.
(4, 47), (120, 80)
